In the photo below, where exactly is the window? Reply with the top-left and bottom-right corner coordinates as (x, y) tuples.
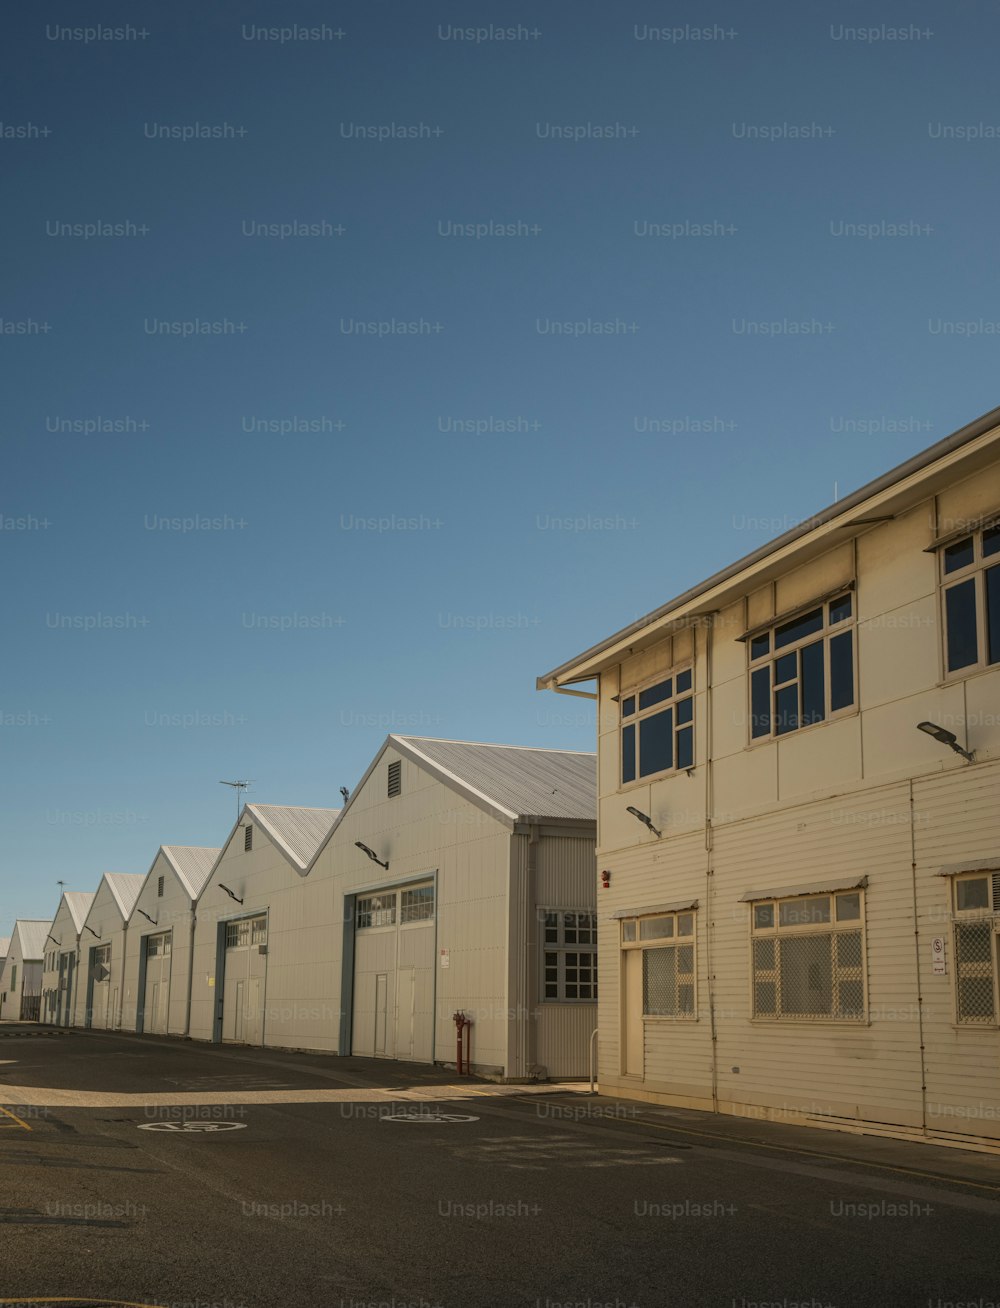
(400, 885), (435, 923)
(620, 667), (694, 783)
(620, 910), (695, 1017)
(157, 875), (164, 898)
(146, 932), (171, 958)
(952, 873), (1000, 1024)
(387, 760), (402, 797)
(748, 594), (855, 740)
(356, 894), (396, 929)
(542, 910), (597, 1001)
(750, 890), (865, 1020)
(940, 523), (1000, 674)
(225, 916), (266, 948)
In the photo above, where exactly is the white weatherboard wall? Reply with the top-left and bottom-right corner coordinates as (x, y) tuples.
(74, 874), (144, 1031)
(41, 893), (95, 1027)
(122, 847), (219, 1036)
(189, 807), (338, 1049)
(550, 417), (1000, 1144)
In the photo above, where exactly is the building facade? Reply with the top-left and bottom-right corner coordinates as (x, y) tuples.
(73, 873), (145, 1030)
(538, 405), (1000, 1147)
(0, 921), (48, 1021)
(41, 892), (95, 1026)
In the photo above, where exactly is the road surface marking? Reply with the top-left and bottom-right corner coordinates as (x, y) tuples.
(0, 1105), (31, 1131)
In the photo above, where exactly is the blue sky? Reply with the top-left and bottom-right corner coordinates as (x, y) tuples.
(3, 0), (998, 932)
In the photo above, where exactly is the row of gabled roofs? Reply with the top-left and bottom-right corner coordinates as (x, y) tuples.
(9, 734), (597, 960)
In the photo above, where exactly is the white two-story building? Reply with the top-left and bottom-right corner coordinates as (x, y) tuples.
(539, 404), (1000, 1148)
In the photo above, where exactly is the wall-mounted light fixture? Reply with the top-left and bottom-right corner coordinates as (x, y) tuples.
(218, 883), (244, 905)
(355, 841), (389, 870)
(917, 721), (974, 763)
(626, 806), (662, 838)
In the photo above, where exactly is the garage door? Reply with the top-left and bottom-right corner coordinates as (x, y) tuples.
(352, 884), (434, 1062)
(143, 932), (172, 1034)
(222, 915), (267, 1045)
(89, 943), (113, 1029)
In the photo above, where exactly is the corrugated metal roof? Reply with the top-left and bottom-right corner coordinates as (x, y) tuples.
(393, 736), (596, 823)
(63, 892), (96, 934)
(102, 872), (146, 921)
(0, 937), (9, 959)
(163, 846), (221, 898)
(739, 874), (868, 902)
(248, 805), (340, 870)
(16, 920), (54, 960)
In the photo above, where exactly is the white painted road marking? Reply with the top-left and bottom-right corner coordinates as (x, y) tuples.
(384, 1110), (480, 1123)
(137, 1121), (248, 1133)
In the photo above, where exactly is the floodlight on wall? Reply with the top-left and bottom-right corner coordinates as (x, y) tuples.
(626, 806), (663, 838)
(84, 925), (101, 940)
(355, 841), (389, 870)
(916, 721), (975, 763)
(218, 883), (244, 905)
(46, 934), (60, 948)
(136, 909), (157, 926)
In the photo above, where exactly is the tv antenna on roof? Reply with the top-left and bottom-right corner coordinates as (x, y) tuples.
(219, 779), (254, 823)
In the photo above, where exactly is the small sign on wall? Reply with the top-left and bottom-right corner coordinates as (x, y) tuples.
(931, 936), (947, 976)
(439, 948), (450, 969)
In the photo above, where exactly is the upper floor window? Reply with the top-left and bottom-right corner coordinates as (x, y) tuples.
(748, 593), (855, 741)
(400, 885), (434, 923)
(620, 668), (693, 784)
(940, 524), (1000, 675)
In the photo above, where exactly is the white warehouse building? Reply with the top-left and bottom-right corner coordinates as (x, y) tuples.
(74, 873), (145, 1030)
(0, 921), (48, 1022)
(42, 891), (95, 1027)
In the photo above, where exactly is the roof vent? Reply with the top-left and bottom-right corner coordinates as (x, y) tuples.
(157, 875), (164, 898)
(388, 760), (402, 798)
(244, 824), (253, 852)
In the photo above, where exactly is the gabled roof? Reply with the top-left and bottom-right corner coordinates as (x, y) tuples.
(16, 920), (54, 960)
(393, 736), (596, 824)
(246, 804), (339, 870)
(538, 403), (1000, 688)
(0, 937), (9, 959)
(162, 846), (220, 899)
(61, 892), (96, 935)
(100, 872), (146, 921)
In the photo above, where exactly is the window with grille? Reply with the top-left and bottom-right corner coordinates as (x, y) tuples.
(244, 825), (253, 851)
(750, 891), (865, 1021)
(952, 874), (1000, 1024)
(387, 760), (402, 797)
(620, 668), (694, 784)
(400, 885), (434, 923)
(747, 593), (855, 741)
(541, 909), (597, 1001)
(225, 915), (266, 948)
(146, 932), (171, 958)
(356, 894), (396, 929)
(938, 522), (1000, 674)
(620, 910), (696, 1017)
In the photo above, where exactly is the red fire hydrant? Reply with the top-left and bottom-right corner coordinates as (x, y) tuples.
(453, 1010), (472, 1075)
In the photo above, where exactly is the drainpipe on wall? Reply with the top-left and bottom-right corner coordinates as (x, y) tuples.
(703, 615), (720, 1114)
(524, 825), (539, 1078)
(183, 904), (196, 1037)
(908, 778), (929, 1137)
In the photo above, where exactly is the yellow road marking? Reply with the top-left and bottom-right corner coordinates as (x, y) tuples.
(635, 1117), (1000, 1195)
(0, 1104), (31, 1131)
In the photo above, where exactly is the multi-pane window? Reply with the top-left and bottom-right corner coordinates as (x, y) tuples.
(356, 893), (396, 929)
(146, 932), (172, 958)
(9, 965), (16, 992)
(621, 910), (696, 1017)
(952, 873), (1000, 1024)
(750, 890), (865, 1021)
(542, 910), (597, 1001)
(620, 668), (694, 784)
(748, 593), (855, 740)
(940, 524), (1000, 674)
(400, 885), (435, 923)
(225, 915), (267, 948)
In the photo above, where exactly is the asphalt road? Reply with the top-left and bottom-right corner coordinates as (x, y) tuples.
(1, 1025), (999, 1308)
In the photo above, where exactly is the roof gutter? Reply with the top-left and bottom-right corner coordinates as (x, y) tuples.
(537, 403), (1000, 689)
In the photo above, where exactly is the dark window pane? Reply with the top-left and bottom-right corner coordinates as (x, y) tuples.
(754, 980), (777, 1015)
(984, 525), (1000, 559)
(774, 683), (798, 735)
(750, 633), (770, 660)
(676, 696), (693, 725)
(676, 668), (692, 693)
(774, 652), (797, 685)
(987, 564), (1000, 666)
(830, 631), (854, 711)
(774, 607), (823, 649)
(945, 579), (978, 671)
(639, 708), (672, 776)
(622, 723), (636, 784)
(639, 679), (672, 710)
(676, 725), (693, 770)
(800, 639), (825, 725)
(621, 695), (635, 718)
(750, 666), (770, 738)
(943, 537), (974, 574)
(829, 594), (852, 624)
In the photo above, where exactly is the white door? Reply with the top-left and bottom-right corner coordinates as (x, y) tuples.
(91, 945), (112, 1029)
(143, 933), (172, 1034)
(374, 973), (388, 1055)
(351, 885), (435, 1062)
(222, 916), (267, 1045)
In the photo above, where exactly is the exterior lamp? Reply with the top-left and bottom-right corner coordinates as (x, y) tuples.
(916, 721), (974, 763)
(218, 884), (244, 905)
(626, 806), (663, 838)
(355, 841), (389, 870)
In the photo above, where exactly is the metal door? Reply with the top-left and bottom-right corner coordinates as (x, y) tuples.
(374, 973), (388, 1055)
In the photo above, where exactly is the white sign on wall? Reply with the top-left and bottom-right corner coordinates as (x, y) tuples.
(931, 936), (947, 976)
(439, 948), (450, 969)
